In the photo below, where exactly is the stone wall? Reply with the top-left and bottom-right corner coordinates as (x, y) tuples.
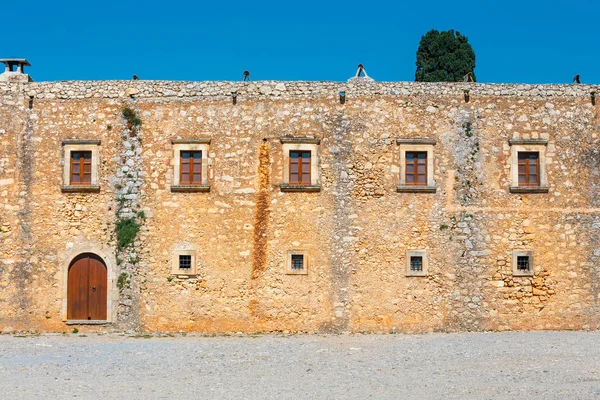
(2, 79), (599, 100)
(0, 79), (599, 333)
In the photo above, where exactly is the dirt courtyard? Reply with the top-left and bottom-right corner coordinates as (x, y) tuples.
(0, 331), (599, 399)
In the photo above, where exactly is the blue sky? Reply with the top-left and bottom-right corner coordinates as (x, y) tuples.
(3, 0), (598, 83)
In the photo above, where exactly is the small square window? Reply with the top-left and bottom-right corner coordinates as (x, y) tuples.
(410, 256), (423, 272)
(172, 250), (197, 276)
(291, 254), (304, 270)
(516, 256), (529, 271)
(406, 250), (428, 277)
(179, 255), (192, 269)
(285, 250), (309, 275)
(512, 250), (534, 277)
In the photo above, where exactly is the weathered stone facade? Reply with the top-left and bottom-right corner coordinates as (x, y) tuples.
(1, 78), (599, 333)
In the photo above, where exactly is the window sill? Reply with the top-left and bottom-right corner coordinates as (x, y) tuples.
(510, 186), (549, 193)
(61, 185), (100, 193)
(406, 273), (428, 277)
(66, 320), (109, 325)
(280, 184), (321, 193)
(512, 271), (534, 277)
(171, 185), (210, 193)
(285, 271), (308, 275)
(170, 273), (198, 278)
(396, 185), (436, 193)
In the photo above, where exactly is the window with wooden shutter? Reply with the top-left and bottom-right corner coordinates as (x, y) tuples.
(518, 152), (540, 186)
(180, 151), (202, 185)
(289, 150), (311, 185)
(405, 151), (427, 186)
(70, 151), (92, 185)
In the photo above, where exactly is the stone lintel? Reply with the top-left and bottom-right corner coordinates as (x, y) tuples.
(170, 138), (211, 144)
(508, 139), (548, 146)
(396, 186), (437, 193)
(61, 185), (101, 193)
(396, 138), (437, 145)
(509, 186), (550, 193)
(280, 184), (322, 193)
(171, 185), (211, 193)
(61, 139), (101, 146)
(280, 137), (320, 145)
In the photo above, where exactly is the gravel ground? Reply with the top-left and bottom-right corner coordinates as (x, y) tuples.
(0, 331), (599, 399)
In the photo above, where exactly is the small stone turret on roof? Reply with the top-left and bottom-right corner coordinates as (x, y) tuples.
(0, 58), (33, 82)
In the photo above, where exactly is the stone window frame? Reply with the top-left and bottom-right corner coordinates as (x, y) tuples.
(285, 250), (309, 275)
(280, 137), (321, 192)
(509, 139), (549, 193)
(171, 138), (211, 192)
(396, 139), (436, 193)
(512, 250), (534, 277)
(61, 139), (101, 193)
(405, 250), (428, 277)
(172, 249), (198, 276)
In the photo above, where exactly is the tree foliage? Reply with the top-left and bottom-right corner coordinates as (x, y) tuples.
(415, 29), (476, 82)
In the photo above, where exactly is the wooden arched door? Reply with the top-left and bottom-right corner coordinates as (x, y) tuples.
(67, 253), (108, 320)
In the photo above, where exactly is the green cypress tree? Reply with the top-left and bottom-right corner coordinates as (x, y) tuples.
(415, 29), (476, 82)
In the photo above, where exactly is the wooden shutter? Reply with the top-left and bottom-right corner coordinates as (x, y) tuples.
(181, 151), (202, 185)
(70, 151), (92, 185)
(405, 152), (427, 186)
(289, 151), (311, 185)
(518, 152), (539, 186)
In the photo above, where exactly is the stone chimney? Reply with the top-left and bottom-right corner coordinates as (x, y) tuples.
(0, 59), (33, 82)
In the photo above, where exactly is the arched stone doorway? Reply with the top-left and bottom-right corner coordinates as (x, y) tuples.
(67, 253), (108, 321)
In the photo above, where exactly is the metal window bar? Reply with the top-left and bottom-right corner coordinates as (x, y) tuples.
(516, 256), (530, 271)
(291, 254), (304, 270)
(179, 255), (192, 269)
(410, 256), (423, 271)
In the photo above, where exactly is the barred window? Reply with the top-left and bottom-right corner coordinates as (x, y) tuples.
(291, 254), (304, 270)
(410, 256), (423, 272)
(286, 251), (309, 275)
(179, 255), (192, 269)
(516, 256), (530, 271)
(406, 250), (427, 276)
(512, 250), (534, 277)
